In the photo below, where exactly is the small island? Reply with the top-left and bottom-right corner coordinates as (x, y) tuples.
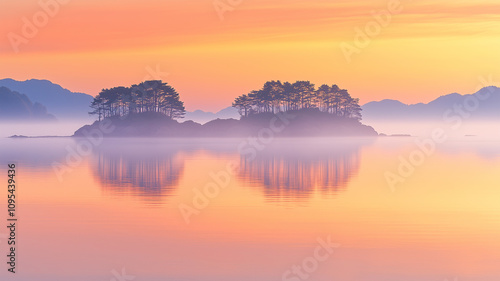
(74, 80), (377, 137)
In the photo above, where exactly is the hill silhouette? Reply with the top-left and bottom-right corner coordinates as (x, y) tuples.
(0, 78), (93, 120)
(0, 87), (56, 121)
(73, 109), (377, 137)
(362, 86), (500, 121)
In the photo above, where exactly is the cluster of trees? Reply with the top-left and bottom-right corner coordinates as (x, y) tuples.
(89, 80), (185, 121)
(232, 81), (362, 120)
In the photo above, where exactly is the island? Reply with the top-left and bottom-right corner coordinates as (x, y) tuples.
(74, 80), (378, 137)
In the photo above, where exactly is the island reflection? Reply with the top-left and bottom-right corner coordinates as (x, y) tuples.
(238, 139), (370, 202)
(92, 140), (185, 203)
(89, 138), (372, 204)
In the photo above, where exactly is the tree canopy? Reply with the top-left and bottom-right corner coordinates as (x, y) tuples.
(232, 80), (362, 120)
(89, 80), (185, 121)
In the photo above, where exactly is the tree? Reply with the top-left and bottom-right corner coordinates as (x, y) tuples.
(316, 84), (331, 112)
(232, 94), (253, 117)
(262, 80), (285, 113)
(89, 80), (185, 120)
(232, 80), (363, 120)
(89, 96), (104, 121)
(292, 81), (315, 109)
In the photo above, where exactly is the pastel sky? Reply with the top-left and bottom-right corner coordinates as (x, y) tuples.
(1, 0), (500, 111)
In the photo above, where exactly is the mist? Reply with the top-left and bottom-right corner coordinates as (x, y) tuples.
(363, 119), (500, 139)
(0, 119), (92, 138)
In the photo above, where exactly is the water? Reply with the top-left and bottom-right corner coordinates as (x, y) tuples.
(1, 137), (500, 281)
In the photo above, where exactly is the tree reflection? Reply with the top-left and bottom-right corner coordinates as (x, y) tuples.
(238, 139), (369, 202)
(92, 141), (185, 204)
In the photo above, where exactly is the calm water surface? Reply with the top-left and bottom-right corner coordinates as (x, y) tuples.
(1, 137), (500, 281)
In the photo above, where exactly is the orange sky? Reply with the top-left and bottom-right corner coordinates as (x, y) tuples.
(1, 0), (500, 111)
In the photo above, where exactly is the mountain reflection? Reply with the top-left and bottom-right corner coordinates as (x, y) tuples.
(92, 141), (185, 203)
(238, 139), (369, 201)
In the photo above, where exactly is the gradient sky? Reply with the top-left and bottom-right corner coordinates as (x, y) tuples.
(1, 0), (500, 111)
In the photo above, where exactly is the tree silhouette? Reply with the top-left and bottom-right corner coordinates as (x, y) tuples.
(232, 94), (253, 117)
(232, 80), (363, 120)
(89, 80), (185, 120)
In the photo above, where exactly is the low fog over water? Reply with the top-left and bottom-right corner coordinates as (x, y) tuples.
(0, 120), (91, 138)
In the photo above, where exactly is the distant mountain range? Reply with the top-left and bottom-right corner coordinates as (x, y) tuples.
(0, 87), (56, 121)
(0, 78), (94, 120)
(183, 107), (239, 124)
(362, 86), (500, 121)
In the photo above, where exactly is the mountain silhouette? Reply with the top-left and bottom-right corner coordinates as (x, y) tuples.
(0, 86), (56, 121)
(0, 78), (94, 120)
(184, 107), (239, 124)
(362, 86), (500, 121)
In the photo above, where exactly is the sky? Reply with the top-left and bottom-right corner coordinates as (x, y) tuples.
(1, 0), (500, 111)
